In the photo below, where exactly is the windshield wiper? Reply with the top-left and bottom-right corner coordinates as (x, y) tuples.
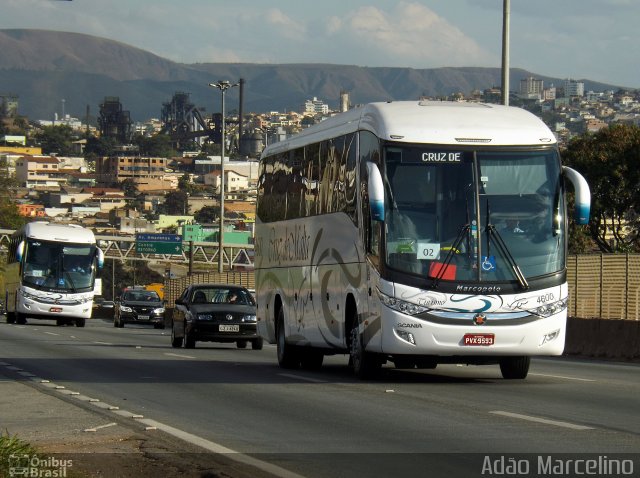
(432, 223), (469, 289)
(485, 200), (529, 290)
(63, 271), (78, 293)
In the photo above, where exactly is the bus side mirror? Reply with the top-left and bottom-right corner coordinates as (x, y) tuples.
(563, 166), (591, 225)
(96, 248), (105, 269)
(367, 162), (385, 222)
(16, 240), (25, 263)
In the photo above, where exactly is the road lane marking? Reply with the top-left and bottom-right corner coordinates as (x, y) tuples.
(164, 353), (196, 359)
(136, 418), (306, 478)
(44, 332), (60, 336)
(530, 373), (596, 382)
(84, 422), (117, 432)
(278, 373), (327, 383)
(490, 411), (594, 430)
(93, 341), (113, 345)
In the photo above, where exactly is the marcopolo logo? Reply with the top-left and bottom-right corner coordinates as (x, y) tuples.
(9, 454), (73, 477)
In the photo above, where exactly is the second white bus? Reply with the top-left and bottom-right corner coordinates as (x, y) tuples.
(5, 222), (104, 327)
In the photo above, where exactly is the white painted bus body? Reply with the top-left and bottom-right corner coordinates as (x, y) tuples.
(255, 101), (590, 377)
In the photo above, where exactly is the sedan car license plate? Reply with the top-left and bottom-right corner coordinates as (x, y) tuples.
(138, 315), (150, 321)
(463, 333), (495, 346)
(219, 324), (240, 332)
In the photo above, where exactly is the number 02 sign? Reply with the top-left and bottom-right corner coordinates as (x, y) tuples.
(417, 243), (440, 260)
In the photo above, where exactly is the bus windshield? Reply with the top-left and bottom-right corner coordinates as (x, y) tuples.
(383, 145), (564, 283)
(22, 240), (96, 292)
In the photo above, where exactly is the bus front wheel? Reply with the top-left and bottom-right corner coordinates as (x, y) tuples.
(349, 315), (381, 379)
(16, 313), (27, 325)
(499, 356), (530, 379)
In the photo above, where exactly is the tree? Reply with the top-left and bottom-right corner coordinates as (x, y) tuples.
(121, 178), (143, 211)
(133, 134), (176, 158)
(178, 173), (196, 195)
(34, 125), (75, 155)
(562, 124), (640, 252)
(195, 205), (218, 224)
(0, 198), (27, 229)
(85, 136), (117, 158)
(0, 157), (27, 229)
(160, 190), (189, 216)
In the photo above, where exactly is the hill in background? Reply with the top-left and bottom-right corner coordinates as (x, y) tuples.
(0, 29), (625, 122)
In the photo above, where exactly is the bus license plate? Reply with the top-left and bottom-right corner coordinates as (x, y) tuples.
(50, 307), (63, 313)
(219, 324), (239, 332)
(463, 333), (495, 346)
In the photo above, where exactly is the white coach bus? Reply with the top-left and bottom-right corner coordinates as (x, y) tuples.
(5, 222), (104, 327)
(254, 101), (590, 379)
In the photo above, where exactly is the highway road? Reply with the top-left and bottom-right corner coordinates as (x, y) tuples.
(1, 318), (639, 478)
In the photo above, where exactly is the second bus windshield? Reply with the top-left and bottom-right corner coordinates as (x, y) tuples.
(383, 145), (564, 283)
(22, 240), (96, 292)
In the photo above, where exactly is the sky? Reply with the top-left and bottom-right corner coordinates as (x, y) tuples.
(2, 0), (638, 88)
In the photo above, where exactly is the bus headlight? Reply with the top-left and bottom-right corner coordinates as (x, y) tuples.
(527, 297), (568, 318)
(378, 289), (429, 316)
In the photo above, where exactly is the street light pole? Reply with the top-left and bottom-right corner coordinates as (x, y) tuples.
(209, 80), (239, 273)
(502, 0), (511, 106)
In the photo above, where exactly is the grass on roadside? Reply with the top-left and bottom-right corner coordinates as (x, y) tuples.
(0, 430), (37, 478)
(0, 430), (89, 478)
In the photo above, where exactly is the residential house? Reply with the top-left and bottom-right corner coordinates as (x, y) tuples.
(17, 203), (46, 218)
(203, 169), (251, 200)
(82, 187), (127, 213)
(15, 155), (66, 191)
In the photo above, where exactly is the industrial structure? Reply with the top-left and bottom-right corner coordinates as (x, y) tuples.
(160, 92), (210, 149)
(98, 97), (133, 144)
(160, 79), (246, 152)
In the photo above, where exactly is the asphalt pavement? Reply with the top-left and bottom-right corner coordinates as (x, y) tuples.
(0, 364), (275, 478)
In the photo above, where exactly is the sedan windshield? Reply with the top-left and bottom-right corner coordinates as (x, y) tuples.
(190, 288), (255, 305)
(383, 145), (564, 283)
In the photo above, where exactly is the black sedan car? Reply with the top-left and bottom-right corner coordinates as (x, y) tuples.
(171, 284), (262, 349)
(114, 288), (166, 329)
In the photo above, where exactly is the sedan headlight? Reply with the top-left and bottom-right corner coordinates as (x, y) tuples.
(526, 297), (569, 318)
(198, 313), (213, 321)
(120, 305), (133, 312)
(241, 314), (257, 322)
(153, 307), (165, 315)
(378, 290), (429, 316)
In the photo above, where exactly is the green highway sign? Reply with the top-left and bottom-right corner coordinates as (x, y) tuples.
(136, 233), (183, 255)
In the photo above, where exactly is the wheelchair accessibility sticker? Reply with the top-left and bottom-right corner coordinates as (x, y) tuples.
(481, 255), (496, 272)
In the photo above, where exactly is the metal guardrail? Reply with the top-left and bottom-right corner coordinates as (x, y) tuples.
(0, 229), (254, 270)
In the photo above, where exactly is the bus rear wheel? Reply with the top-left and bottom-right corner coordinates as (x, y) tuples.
(499, 356), (530, 379)
(276, 307), (300, 369)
